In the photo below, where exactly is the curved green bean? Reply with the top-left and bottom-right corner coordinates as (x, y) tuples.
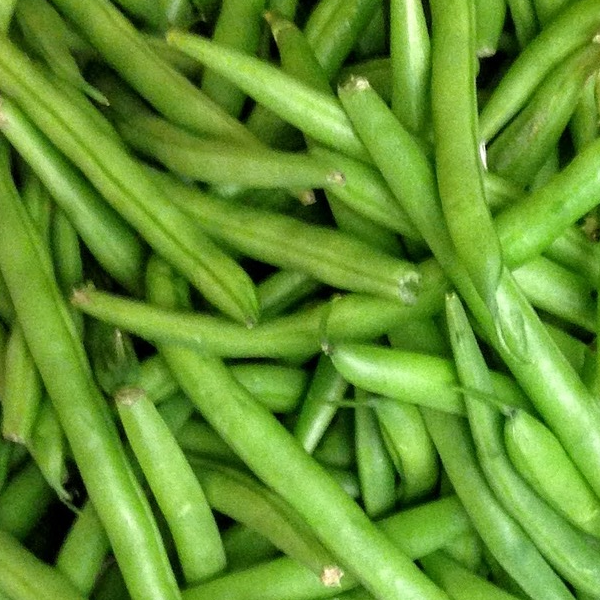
(480, 0), (600, 141)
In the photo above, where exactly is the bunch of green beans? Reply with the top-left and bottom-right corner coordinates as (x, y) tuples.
(1, 1), (600, 599)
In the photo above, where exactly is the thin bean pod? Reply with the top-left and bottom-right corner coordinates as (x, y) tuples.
(116, 385), (226, 585)
(221, 523), (280, 571)
(390, 0), (430, 132)
(533, 0), (571, 24)
(0, 140), (181, 600)
(354, 389), (397, 519)
(388, 318), (449, 357)
(570, 73), (600, 151)
(56, 500), (110, 596)
(257, 270), (322, 319)
(474, 0), (507, 57)
(479, 0), (600, 141)
(178, 420), (244, 467)
(313, 410), (355, 470)
(0, 96), (145, 294)
(506, 0), (539, 47)
(0, 529), (87, 600)
(505, 409), (600, 538)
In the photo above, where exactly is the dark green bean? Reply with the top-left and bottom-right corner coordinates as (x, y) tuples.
(328, 343), (531, 416)
(390, 0), (430, 133)
(570, 74), (600, 151)
(0, 42), (258, 323)
(387, 318), (449, 357)
(0, 529), (87, 600)
(0, 273), (14, 325)
(354, 389), (397, 519)
(533, 0), (571, 24)
(479, 0), (600, 141)
(353, 5), (386, 59)
(56, 500), (110, 596)
(221, 523), (281, 571)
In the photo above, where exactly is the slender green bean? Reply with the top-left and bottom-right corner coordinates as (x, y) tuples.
(430, 0), (504, 326)
(0, 273), (14, 325)
(293, 355), (348, 454)
(354, 389), (397, 519)
(202, 0), (266, 117)
(388, 318), (449, 356)
(0, 140), (181, 600)
(0, 96), (145, 294)
(570, 73), (600, 151)
(116, 385), (226, 585)
(313, 410), (355, 470)
(474, 0), (507, 57)
(49, 0), (254, 142)
(507, 0), (539, 47)
(354, 4), (386, 59)
(15, 0), (107, 104)
(533, 0), (571, 24)
(0, 0), (16, 32)
(178, 420), (244, 467)
(505, 409), (600, 537)
(0, 41), (258, 323)
(147, 256), (450, 600)
(166, 31), (370, 161)
(257, 270), (322, 319)
(56, 500), (110, 596)
(421, 551), (522, 600)
(0, 461), (53, 541)
(479, 0), (600, 141)
(328, 343), (531, 416)
(221, 523), (281, 571)
(0, 529), (87, 600)
(487, 44), (600, 187)
(390, 0), (430, 132)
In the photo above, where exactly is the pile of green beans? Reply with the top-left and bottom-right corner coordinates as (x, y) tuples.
(1, 1), (600, 599)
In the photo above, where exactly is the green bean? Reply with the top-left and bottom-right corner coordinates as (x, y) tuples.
(0, 0), (16, 32)
(0, 95), (144, 294)
(0, 42), (258, 324)
(328, 343), (531, 416)
(422, 408), (575, 600)
(0, 141), (180, 600)
(388, 318), (449, 357)
(496, 135), (600, 269)
(92, 562), (131, 600)
(16, 0), (107, 104)
(570, 73), (600, 151)
(507, 0), (539, 47)
(487, 44), (600, 187)
(149, 169), (422, 305)
(441, 530), (484, 572)
(49, 0), (253, 142)
(505, 408), (600, 537)
(325, 466), (360, 499)
(304, 0), (381, 80)
(309, 147), (421, 240)
(0, 461), (53, 540)
(430, 0), (504, 325)
(28, 396), (69, 501)
(188, 457), (333, 573)
(147, 257), (450, 600)
(116, 385), (226, 585)
(544, 321), (591, 375)
(56, 500), (111, 596)
(533, 0), (572, 24)
(544, 226), (596, 281)
(155, 392), (195, 435)
(112, 114), (344, 190)
(512, 256), (595, 332)
(354, 390), (397, 519)
(111, 0), (165, 30)
(421, 551), (522, 600)
(257, 270), (322, 319)
(474, 0), (507, 57)
(303, 0), (345, 51)
(178, 420), (245, 467)
(0, 273), (14, 325)
(1, 324), (43, 445)
(313, 410), (355, 470)
(484, 173), (525, 213)
(480, 0), (600, 141)
(293, 355), (348, 454)
(202, 0), (266, 117)
(141, 33), (203, 77)
(222, 523), (281, 571)
(166, 31), (369, 161)
(183, 495), (474, 600)
(0, 529), (87, 600)
(390, 0), (430, 133)
(446, 292), (600, 596)
(353, 4), (386, 59)
(375, 401), (439, 504)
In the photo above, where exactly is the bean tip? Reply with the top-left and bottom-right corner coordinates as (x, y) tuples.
(298, 189), (316, 205)
(398, 271), (422, 306)
(320, 565), (344, 587)
(115, 386), (146, 406)
(339, 75), (371, 94)
(71, 283), (95, 306)
(326, 170), (346, 187)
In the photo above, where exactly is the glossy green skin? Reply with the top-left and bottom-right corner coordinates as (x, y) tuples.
(0, 529), (87, 600)
(0, 142), (181, 600)
(147, 256), (450, 600)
